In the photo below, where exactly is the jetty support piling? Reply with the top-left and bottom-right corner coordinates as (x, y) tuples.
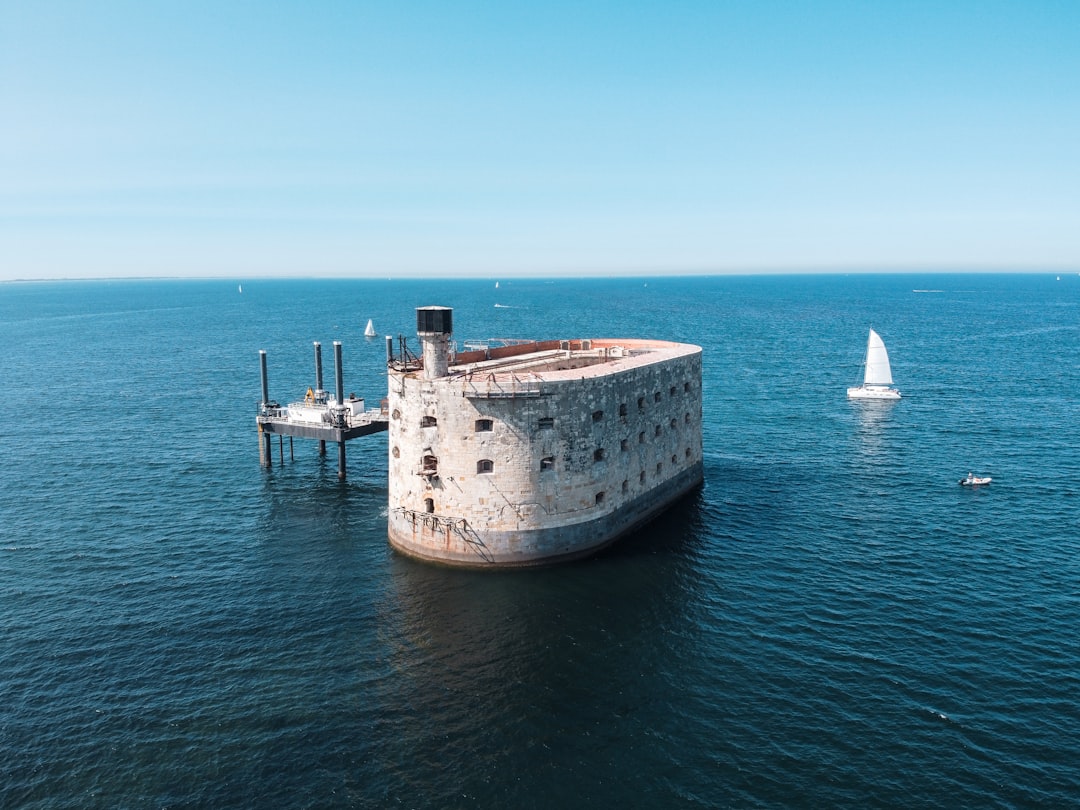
(259, 350), (272, 467)
(333, 341), (346, 479)
(314, 342), (326, 456)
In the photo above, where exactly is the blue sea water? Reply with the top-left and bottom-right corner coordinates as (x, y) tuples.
(1, 274), (1078, 808)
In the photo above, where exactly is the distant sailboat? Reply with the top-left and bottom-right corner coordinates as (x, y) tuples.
(847, 329), (901, 400)
(495, 281), (499, 288)
(238, 284), (243, 293)
(364, 318), (376, 338)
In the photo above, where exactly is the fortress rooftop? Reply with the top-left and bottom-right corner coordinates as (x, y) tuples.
(445, 338), (701, 383)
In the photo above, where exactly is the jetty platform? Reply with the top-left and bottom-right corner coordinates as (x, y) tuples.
(257, 340), (388, 479)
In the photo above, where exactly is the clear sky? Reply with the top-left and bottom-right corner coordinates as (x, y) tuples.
(2, 0), (1078, 280)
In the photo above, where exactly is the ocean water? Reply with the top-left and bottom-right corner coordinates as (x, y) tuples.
(2, 274), (1078, 808)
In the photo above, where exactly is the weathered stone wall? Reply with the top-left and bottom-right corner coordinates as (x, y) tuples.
(386, 347), (703, 566)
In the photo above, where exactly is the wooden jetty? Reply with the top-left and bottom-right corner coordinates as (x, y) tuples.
(257, 340), (388, 479)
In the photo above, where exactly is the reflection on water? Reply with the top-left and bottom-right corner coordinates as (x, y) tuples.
(366, 504), (705, 805)
(850, 398), (897, 460)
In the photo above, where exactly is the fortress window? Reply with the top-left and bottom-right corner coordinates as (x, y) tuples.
(422, 455), (438, 474)
(654, 424), (662, 437)
(475, 418), (493, 432)
(595, 492), (605, 505)
(656, 462), (663, 476)
(477, 459), (494, 474)
(671, 454), (678, 465)
(638, 431), (645, 444)
(637, 397), (645, 411)
(670, 418), (678, 430)
(619, 403), (628, 418)
(685, 412), (691, 424)
(670, 386), (677, 397)
(685, 448), (692, 460)
(654, 392), (662, 403)
(392, 446), (400, 458)
(424, 498), (434, 513)
(684, 381), (691, 393)
(421, 415), (437, 428)
(639, 471), (646, 484)
(620, 438), (629, 452)
(622, 480), (629, 494)
(538, 417), (554, 430)
(592, 410), (604, 422)
(593, 448), (606, 462)
(541, 456), (555, 471)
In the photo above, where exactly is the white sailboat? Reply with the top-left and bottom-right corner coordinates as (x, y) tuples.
(847, 328), (901, 400)
(364, 319), (376, 338)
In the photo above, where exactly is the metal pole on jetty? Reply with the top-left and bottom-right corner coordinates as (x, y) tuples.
(258, 350), (272, 467)
(334, 340), (347, 480)
(314, 341), (326, 456)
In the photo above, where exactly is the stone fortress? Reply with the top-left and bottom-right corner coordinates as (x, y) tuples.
(386, 306), (704, 567)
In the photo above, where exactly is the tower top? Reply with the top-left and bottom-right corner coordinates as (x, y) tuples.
(416, 306), (452, 335)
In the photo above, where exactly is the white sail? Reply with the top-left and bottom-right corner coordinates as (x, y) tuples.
(364, 319), (376, 337)
(863, 328), (893, 385)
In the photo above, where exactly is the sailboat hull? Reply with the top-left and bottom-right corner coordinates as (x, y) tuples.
(847, 385), (901, 400)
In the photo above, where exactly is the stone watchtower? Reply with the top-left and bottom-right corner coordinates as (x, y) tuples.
(416, 306), (452, 380)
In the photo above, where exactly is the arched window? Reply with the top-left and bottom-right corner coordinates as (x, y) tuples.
(477, 459), (494, 474)
(421, 455), (438, 475)
(540, 456), (555, 471)
(475, 418), (493, 432)
(595, 492), (605, 505)
(424, 498), (434, 513)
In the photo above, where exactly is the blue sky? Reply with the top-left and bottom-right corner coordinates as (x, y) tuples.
(2, 0), (1078, 279)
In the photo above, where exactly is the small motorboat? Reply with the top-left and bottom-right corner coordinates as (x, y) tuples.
(959, 473), (992, 486)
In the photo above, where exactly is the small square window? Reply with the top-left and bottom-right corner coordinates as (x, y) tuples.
(475, 419), (493, 432)
(620, 438), (629, 452)
(541, 456), (555, 471)
(595, 492), (605, 505)
(592, 410), (603, 422)
(538, 417), (554, 430)
(477, 459), (494, 474)
(593, 448), (605, 462)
